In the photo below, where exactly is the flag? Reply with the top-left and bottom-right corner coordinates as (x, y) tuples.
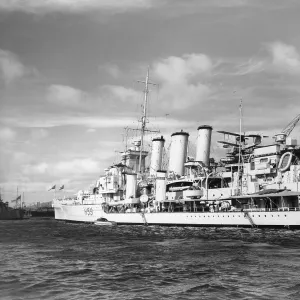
(48, 185), (56, 191)
(11, 195), (21, 203)
(59, 185), (64, 190)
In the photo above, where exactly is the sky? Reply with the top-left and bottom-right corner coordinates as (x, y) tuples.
(1, 0), (300, 204)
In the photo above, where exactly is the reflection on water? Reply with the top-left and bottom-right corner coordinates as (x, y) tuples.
(1, 219), (300, 300)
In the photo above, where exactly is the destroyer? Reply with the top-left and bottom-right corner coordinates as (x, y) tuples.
(53, 70), (300, 228)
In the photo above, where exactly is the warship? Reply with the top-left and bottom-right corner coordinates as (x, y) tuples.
(53, 70), (300, 228)
(0, 192), (24, 220)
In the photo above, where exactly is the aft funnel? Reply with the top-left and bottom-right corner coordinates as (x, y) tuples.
(168, 130), (189, 176)
(150, 136), (165, 176)
(196, 125), (213, 167)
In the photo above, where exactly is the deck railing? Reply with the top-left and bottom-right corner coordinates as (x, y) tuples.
(105, 207), (300, 214)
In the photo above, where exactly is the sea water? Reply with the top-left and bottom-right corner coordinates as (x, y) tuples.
(1, 218), (300, 300)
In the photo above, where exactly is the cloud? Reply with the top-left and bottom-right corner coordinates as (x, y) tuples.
(100, 85), (141, 103)
(234, 59), (266, 76)
(0, 0), (154, 14)
(22, 158), (100, 177)
(100, 64), (121, 78)
(46, 83), (140, 109)
(23, 162), (49, 175)
(47, 84), (87, 106)
(268, 42), (300, 74)
(2, 113), (193, 131)
(6, 0), (293, 16)
(86, 128), (96, 133)
(154, 54), (213, 83)
(152, 53), (213, 109)
(2, 114), (135, 128)
(227, 42), (300, 77)
(0, 127), (16, 141)
(54, 158), (100, 176)
(31, 128), (49, 139)
(0, 49), (27, 84)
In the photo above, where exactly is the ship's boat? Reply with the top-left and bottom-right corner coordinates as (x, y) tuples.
(94, 217), (117, 226)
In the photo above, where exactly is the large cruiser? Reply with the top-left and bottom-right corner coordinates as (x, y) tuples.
(53, 71), (300, 228)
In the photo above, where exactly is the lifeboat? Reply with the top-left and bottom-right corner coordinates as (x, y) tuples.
(94, 217), (117, 226)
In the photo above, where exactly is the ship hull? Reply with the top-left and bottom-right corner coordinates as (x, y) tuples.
(54, 204), (300, 228)
(103, 211), (300, 228)
(0, 206), (24, 220)
(54, 203), (103, 222)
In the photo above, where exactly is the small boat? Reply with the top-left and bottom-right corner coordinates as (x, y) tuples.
(94, 217), (117, 226)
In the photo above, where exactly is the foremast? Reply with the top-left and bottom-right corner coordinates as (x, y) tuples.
(137, 67), (158, 174)
(238, 99), (243, 195)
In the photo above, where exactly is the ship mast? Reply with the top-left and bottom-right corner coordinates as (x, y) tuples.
(137, 67), (158, 173)
(238, 99), (243, 194)
(139, 68), (149, 173)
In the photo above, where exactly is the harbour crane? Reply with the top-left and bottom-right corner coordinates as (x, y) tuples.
(274, 114), (300, 143)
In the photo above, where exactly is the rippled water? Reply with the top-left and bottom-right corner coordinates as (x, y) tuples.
(1, 218), (300, 300)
